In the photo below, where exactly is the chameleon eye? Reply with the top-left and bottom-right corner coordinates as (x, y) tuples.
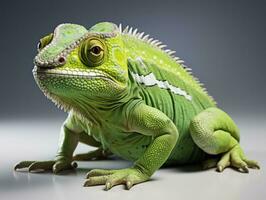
(90, 46), (102, 55)
(37, 33), (53, 51)
(79, 38), (105, 67)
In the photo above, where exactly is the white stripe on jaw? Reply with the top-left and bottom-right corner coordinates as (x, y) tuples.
(32, 66), (115, 82)
(32, 66), (111, 79)
(131, 72), (192, 101)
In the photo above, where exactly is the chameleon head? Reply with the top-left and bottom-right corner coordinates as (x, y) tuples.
(33, 22), (128, 110)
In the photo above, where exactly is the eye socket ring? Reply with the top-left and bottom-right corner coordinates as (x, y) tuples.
(79, 38), (106, 67)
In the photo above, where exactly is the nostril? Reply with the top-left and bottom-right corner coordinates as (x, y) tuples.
(58, 56), (66, 64)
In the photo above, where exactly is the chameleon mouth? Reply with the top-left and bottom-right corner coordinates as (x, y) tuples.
(32, 65), (116, 83)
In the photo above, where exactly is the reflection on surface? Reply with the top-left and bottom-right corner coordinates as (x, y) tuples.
(0, 118), (265, 199)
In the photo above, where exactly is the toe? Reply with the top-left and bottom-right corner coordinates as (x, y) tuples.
(105, 181), (112, 190)
(242, 165), (249, 173)
(84, 176), (108, 187)
(216, 145), (259, 173)
(231, 159), (249, 173)
(53, 162), (68, 174)
(105, 176), (124, 190)
(53, 161), (77, 174)
(28, 161), (54, 172)
(216, 153), (230, 172)
(84, 168), (149, 190)
(86, 169), (114, 178)
(126, 180), (133, 190)
(243, 159), (260, 169)
(125, 175), (137, 190)
(14, 161), (35, 170)
(124, 174), (147, 190)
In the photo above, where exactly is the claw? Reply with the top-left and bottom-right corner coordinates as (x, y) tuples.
(242, 166), (249, 173)
(83, 179), (91, 187)
(250, 162), (260, 169)
(217, 165), (223, 172)
(238, 168), (246, 173)
(14, 161), (34, 170)
(52, 166), (60, 174)
(239, 165), (249, 173)
(126, 181), (133, 190)
(105, 182), (112, 190)
(244, 159), (260, 169)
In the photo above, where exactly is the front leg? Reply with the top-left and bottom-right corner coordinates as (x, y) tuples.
(15, 112), (80, 173)
(84, 103), (179, 190)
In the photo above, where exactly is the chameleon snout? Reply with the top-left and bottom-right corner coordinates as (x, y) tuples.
(34, 55), (66, 69)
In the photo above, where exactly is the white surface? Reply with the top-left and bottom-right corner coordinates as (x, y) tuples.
(0, 117), (265, 200)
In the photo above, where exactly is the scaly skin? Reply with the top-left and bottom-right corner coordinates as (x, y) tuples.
(14, 22), (259, 190)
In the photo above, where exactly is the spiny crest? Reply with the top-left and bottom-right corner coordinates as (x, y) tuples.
(119, 24), (216, 104)
(119, 24), (186, 67)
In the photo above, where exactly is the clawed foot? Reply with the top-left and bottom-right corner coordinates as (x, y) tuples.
(84, 168), (149, 190)
(14, 158), (77, 173)
(73, 148), (111, 161)
(216, 145), (260, 173)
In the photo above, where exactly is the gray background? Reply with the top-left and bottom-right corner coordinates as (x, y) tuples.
(0, 0), (265, 119)
(0, 0), (266, 200)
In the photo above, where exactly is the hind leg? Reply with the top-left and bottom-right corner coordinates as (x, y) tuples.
(190, 107), (259, 173)
(73, 132), (112, 161)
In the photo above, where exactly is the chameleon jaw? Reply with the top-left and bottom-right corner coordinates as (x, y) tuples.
(31, 65), (120, 117)
(32, 65), (116, 83)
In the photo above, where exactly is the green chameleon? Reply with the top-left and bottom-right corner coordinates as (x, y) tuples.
(15, 22), (259, 190)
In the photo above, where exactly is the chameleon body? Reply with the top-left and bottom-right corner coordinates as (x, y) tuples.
(15, 22), (259, 190)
